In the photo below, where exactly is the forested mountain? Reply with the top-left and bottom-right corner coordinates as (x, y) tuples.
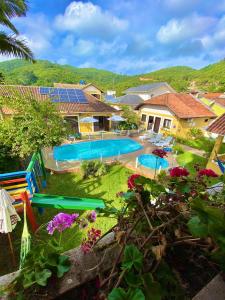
(1, 59), (225, 95)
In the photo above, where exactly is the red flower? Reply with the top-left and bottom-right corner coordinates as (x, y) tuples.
(128, 174), (141, 190)
(169, 167), (189, 177)
(198, 169), (218, 178)
(152, 149), (167, 158)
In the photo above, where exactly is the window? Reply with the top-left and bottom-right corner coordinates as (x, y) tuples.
(141, 114), (147, 122)
(204, 119), (209, 122)
(163, 119), (172, 129)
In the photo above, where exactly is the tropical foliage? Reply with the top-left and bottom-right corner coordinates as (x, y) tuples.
(0, 88), (67, 157)
(81, 160), (109, 179)
(0, 0), (34, 61)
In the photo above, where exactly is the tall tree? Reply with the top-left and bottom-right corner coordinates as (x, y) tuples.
(0, 88), (68, 158)
(0, 0), (34, 61)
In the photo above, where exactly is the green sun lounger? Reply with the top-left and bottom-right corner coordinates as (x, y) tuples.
(32, 193), (105, 210)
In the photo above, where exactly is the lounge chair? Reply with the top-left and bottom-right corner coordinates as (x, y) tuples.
(148, 133), (163, 144)
(154, 136), (173, 147)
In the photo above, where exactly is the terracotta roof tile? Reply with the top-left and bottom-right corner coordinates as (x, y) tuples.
(0, 85), (116, 115)
(213, 98), (225, 107)
(136, 93), (216, 119)
(207, 113), (225, 135)
(204, 93), (223, 99)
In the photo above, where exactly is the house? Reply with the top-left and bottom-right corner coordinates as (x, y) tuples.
(54, 82), (104, 101)
(206, 113), (225, 175)
(0, 85), (117, 133)
(198, 93), (225, 116)
(135, 93), (216, 136)
(124, 82), (175, 100)
(113, 94), (144, 107)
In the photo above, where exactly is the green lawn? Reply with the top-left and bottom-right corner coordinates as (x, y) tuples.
(176, 152), (207, 175)
(176, 136), (225, 154)
(0, 164), (132, 276)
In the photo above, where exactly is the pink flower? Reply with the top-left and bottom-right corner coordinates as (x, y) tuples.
(152, 149), (167, 158)
(47, 213), (79, 235)
(169, 167), (189, 177)
(87, 211), (97, 222)
(198, 169), (218, 178)
(81, 242), (92, 254)
(128, 174), (141, 190)
(81, 228), (101, 254)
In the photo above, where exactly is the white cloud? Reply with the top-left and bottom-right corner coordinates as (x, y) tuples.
(14, 14), (53, 54)
(54, 1), (128, 39)
(157, 14), (216, 44)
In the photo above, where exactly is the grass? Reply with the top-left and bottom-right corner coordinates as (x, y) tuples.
(175, 136), (225, 154)
(0, 164), (133, 276)
(176, 152), (207, 175)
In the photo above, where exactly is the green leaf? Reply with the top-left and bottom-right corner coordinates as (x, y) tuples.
(35, 269), (52, 286)
(47, 253), (59, 267)
(108, 288), (127, 300)
(108, 288), (145, 300)
(187, 216), (208, 237)
(127, 288), (145, 300)
(122, 245), (143, 271)
(142, 273), (162, 300)
(22, 271), (36, 289)
(124, 271), (143, 287)
(57, 255), (71, 278)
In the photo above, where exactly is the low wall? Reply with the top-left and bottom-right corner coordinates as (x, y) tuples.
(0, 233), (119, 299)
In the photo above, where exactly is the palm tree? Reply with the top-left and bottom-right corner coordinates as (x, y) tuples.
(0, 0), (34, 61)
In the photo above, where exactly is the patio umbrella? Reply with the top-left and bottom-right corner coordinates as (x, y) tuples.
(107, 115), (126, 122)
(0, 189), (21, 265)
(79, 117), (98, 123)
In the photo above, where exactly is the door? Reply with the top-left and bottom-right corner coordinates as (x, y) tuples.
(147, 116), (154, 130)
(94, 116), (110, 131)
(153, 117), (161, 133)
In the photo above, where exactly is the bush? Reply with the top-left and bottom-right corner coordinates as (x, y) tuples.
(173, 144), (184, 154)
(188, 127), (204, 139)
(118, 121), (138, 130)
(81, 160), (108, 179)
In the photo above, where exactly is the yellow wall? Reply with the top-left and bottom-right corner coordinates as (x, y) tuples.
(78, 113), (113, 133)
(200, 98), (225, 116)
(139, 106), (214, 137)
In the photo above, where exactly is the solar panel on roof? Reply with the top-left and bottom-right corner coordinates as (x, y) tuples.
(40, 87), (88, 103)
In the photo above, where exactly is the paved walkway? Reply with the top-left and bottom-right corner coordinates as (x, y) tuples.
(42, 136), (178, 179)
(177, 143), (206, 157)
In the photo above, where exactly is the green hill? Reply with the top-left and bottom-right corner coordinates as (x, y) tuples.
(0, 59), (225, 95)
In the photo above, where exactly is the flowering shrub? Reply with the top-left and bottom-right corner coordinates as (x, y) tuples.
(81, 228), (101, 254)
(169, 166), (189, 177)
(127, 174), (141, 190)
(198, 168), (218, 177)
(152, 148), (167, 158)
(87, 210), (97, 222)
(47, 213), (79, 235)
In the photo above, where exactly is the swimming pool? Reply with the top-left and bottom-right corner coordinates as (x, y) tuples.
(138, 154), (169, 170)
(54, 138), (143, 161)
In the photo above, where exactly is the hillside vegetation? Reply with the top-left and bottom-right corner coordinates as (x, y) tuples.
(0, 59), (225, 95)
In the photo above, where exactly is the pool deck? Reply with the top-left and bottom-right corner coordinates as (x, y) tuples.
(42, 136), (178, 179)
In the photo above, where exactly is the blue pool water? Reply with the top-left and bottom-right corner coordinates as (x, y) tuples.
(138, 154), (169, 170)
(54, 138), (143, 161)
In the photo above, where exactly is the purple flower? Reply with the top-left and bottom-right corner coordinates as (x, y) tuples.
(47, 212), (79, 235)
(88, 211), (97, 223)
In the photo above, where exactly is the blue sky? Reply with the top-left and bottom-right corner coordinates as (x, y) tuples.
(4, 0), (225, 74)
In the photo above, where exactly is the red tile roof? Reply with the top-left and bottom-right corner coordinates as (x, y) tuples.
(207, 113), (225, 135)
(136, 93), (216, 119)
(213, 98), (225, 107)
(0, 85), (116, 115)
(204, 93), (223, 99)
